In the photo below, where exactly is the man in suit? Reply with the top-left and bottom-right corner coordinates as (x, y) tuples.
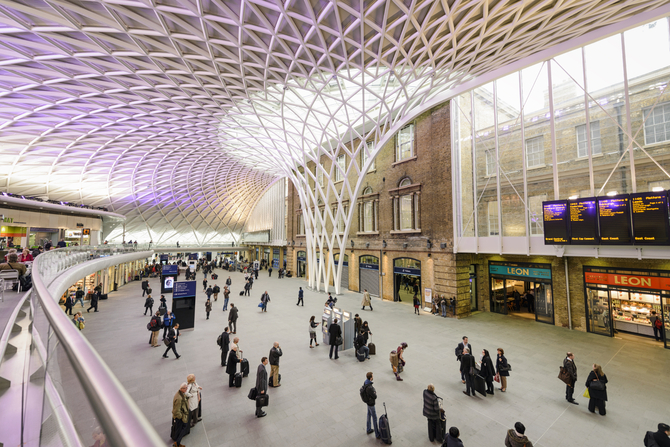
(455, 336), (473, 383)
(255, 357), (269, 417)
(86, 290), (99, 313)
(460, 348), (476, 397)
(329, 318), (342, 359)
(220, 327), (230, 367)
(563, 352), (578, 404)
(162, 323), (181, 359)
(228, 304), (238, 334)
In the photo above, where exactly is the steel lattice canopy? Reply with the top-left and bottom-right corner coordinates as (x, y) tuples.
(0, 0), (667, 244)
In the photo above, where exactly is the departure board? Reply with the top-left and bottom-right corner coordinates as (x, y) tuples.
(569, 198), (599, 244)
(543, 200), (569, 244)
(598, 195), (632, 244)
(630, 192), (670, 244)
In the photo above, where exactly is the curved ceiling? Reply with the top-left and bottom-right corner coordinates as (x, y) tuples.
(0, 0), (667, 244)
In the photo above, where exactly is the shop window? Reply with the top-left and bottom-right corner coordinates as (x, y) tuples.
(576, 121), (602, 158)
(362, 141), (376, 172)
(487, 201), (499, 236)
(396, 124), (415, 161)
(358, 187), (378, 233)
(643, 102), (670, 145)
(391, 178), (420, 232)
(528, 194), (546, 235)
(336, 155), (346, 182)
(485, 149), (496, 176)
(525, 136), (544, 168)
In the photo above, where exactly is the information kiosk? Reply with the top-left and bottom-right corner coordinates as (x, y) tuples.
(161, 264), (179, 293)
(329, 307), (355, 351)
(172, 281), (196, 330)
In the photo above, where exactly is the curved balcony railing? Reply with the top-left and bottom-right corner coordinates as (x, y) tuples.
(25, 244), (164, 447)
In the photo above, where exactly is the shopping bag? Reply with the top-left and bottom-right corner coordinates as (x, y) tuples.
(583, 388), (590, 399)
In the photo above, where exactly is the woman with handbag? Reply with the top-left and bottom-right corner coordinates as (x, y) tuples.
(423, 384), (445, 442)
(496, 348), (509, 392)
(185, 374), (202, 427)
(585, 364), (608, 415)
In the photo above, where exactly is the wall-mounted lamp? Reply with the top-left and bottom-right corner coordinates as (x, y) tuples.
(382, 240), (387, 248)
(428, 253), (432, 257)
(365, 242), (370, 248)
(427, 240), (432, 249)
(440, 242), (447, 249)
(383, 251), (386, 255)
(350, 240), (354, 248)
(292, 240), (295, 246)
(402, 243), (408, 249)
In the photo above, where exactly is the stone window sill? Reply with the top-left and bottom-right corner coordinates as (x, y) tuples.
(390, 229), (421, 234)
(392, 156), (417, 167)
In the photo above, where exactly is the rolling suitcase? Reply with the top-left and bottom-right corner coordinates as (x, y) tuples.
(379, 402), (392, 444)
(239, 291), (244, 296)
(269, 373), (281, 387)
(356, 351), (366, 362)
(368, 342), (376, 355)
(241, 358), (250, 377)
(474, 374), (487, 397)
(234, 372), (243, 388)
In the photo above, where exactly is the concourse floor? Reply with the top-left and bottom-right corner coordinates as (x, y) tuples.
(80, 269), (670, 447)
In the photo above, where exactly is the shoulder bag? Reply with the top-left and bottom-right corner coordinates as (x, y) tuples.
(248, 387), (258, 400)
(590, 373), (605, 391)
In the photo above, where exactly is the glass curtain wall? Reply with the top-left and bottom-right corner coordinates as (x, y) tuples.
(453, 17), (670, 246)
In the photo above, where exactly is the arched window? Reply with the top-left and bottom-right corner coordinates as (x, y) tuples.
(358, 186), (379, 233)
(391, 178), (421, 232)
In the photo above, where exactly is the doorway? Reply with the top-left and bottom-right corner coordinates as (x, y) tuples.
(297, 251), (306, 278)
(393, 258), (421, 303)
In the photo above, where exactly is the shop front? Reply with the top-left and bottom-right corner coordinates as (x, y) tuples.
(393, 258), (421, 303)
(584, 267), (670, 348)
(488, 261), (554, 324)
(359, 255), (379, 297)
(272, 249), (279, 269)
(297, 251), (306, 278)
(29, 227), (59, 248)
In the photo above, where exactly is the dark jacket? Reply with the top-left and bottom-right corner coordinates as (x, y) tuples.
(75, 289), (84, 299)
(269, 347), (282, 366)
(355, 333), (366, 351)
(442, 434), (464, 447)
(460, 353), (475, 375)
(144, 297), (154, 307)
(481, 353), (495, 380)
(166, 327), (177, 344)
(422, 389), (440, 420)
(220, 332), (230, 350)
(90, 293), (99, 305)
(213, 286), (220, 294)
(585, 371), (608, 401)
(652, 429), (670, 447)
(206, 287), (213, 296)
(363, 379), (376, 406)
(455, 342), (472, 361)
(505, 429), (534, 447)
(226, 350), (238, 375)
(563, 357), (577, 382)
(256, 363), (268, 394)
(329, 323), (342, 346)
(497, 354), (510, 377)
(228, 307), (238, 322)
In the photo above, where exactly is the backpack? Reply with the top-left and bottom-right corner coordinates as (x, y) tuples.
(360, 384), (371, 404)
(655, 318), (663, 329)
(389, 350), (398, 367)
(217, 334), (223, 346)
(147, 316), (159, 331)
(644, 431), (660, 447)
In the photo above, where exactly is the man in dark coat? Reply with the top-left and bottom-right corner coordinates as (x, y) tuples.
(563, 352), (578, 404)
(220, 327), (230, 367)
(86, 290), (99, 313)
(255, 357), (269, 417)
(228, 304), (238, 334)
(329, 318), (342, 360)
(363, 372), (379, 438)
(269, 342), (282, 387)
(455, 336), (472, 383)
(142, 279), (149, 296)
(226, 345), (240, 387)
(460, 348), (475, 397)
(423, 384), (442, 442)
(648, 423), (670, 447)
(162, 324), (181, 359)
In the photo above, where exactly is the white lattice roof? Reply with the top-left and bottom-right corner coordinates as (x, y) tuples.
(0, 0), (667, 243)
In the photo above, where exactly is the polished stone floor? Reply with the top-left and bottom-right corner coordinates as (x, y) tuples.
(79, 268), (670, 447)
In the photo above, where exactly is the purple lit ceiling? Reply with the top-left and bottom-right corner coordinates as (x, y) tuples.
(0, 0), (667, 244)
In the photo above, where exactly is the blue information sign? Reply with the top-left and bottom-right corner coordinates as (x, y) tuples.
(489, 264), (551, 280)
(393, 267), (421, 276)
(162, 264), (179, 275)
(297, 256), (306, 262)
(188, 253), (198, 260)
(160, 254), (168, 261)
(173, 281), (197, 299)
(360, 263), (379, 270)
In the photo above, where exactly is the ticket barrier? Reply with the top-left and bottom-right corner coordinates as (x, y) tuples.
(329, 307), (355, 351)
(322, 307), (333, 344)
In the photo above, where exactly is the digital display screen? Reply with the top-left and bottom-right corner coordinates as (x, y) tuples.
(164, 277), (174, 290)
(569, 198), (598, 244)
(630, 192), (669, 244)
(543, 200), (569, 244)
(598, 195), (632, 244)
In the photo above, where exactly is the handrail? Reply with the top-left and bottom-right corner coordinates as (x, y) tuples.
(31, 247), (164, 447)
(0, 290), (30, 368)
